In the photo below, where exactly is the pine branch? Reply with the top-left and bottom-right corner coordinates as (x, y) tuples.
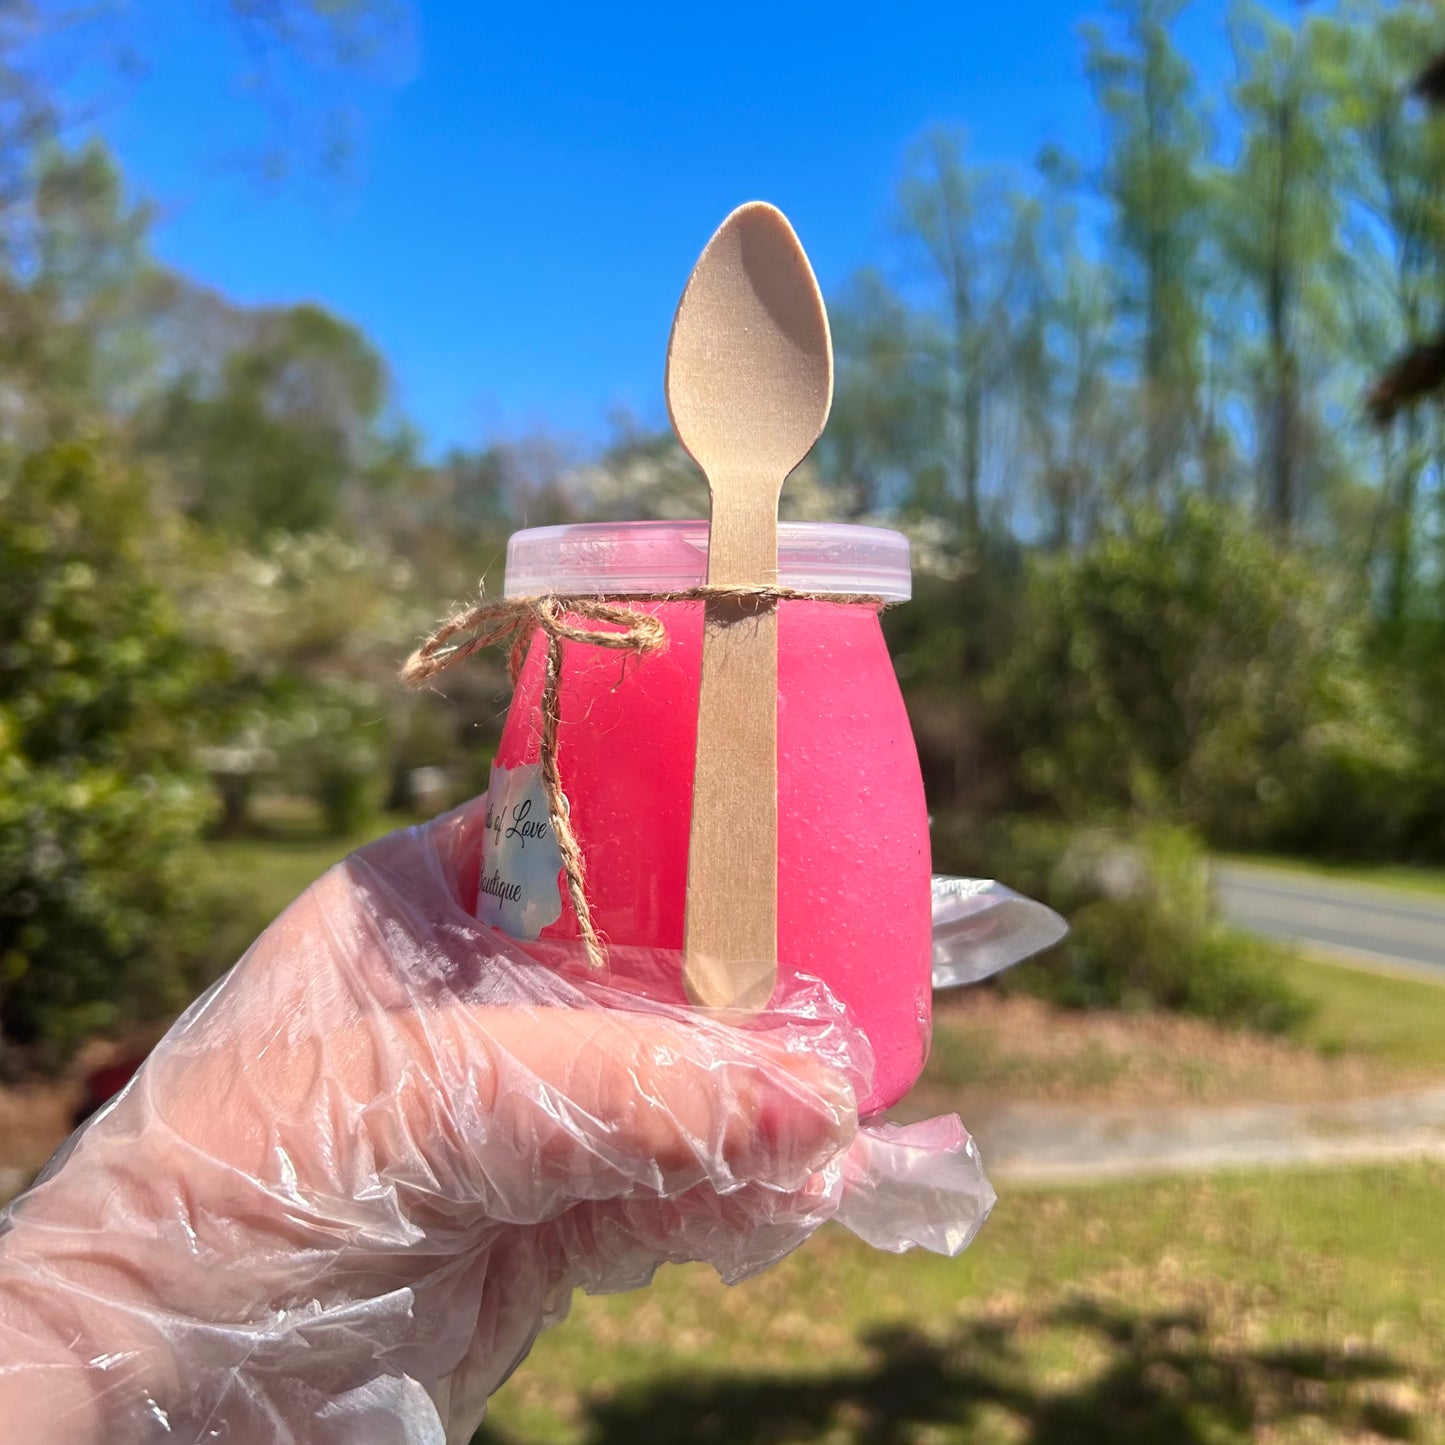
(1363, 44), (1445, 423)
(1414, 50), (1445, 108)
(1366, 336), (1445, 426)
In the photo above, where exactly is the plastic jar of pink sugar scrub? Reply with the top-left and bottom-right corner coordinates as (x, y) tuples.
(475, 519), (932, 1115)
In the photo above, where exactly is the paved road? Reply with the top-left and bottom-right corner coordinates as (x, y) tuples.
(1213, 863), (1445, 974)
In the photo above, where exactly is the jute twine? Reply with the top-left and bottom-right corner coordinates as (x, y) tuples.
(401, 586), (882, 969)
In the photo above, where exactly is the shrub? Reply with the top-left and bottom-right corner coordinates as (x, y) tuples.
(0, 442), (215, 1068)
(935, 815), (1309, 1033)
(0, 756), (213, 1063)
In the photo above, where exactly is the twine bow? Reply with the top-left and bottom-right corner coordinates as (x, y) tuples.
(402, 586), (882, 970)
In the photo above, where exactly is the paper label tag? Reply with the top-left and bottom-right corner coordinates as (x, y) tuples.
(478, 761), (564, 939)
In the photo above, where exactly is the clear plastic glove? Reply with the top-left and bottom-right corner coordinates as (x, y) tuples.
(0, 804), (993, 1445)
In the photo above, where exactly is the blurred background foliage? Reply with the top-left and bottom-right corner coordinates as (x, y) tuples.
(4, 0), (1445, 1066)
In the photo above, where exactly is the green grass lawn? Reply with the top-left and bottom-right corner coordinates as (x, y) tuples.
(1282, 950), (1445, 1071)
(1219, 851), (1445, 901)
(199, 829), (385, 922)
(478, 1161), (1445, 1445)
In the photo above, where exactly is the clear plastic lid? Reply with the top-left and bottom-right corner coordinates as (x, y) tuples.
(504, 520), (912, 601)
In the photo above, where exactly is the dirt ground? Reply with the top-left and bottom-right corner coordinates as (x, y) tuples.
(914, 989), (1444, 1113)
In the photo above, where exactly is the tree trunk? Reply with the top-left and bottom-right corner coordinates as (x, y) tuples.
(214, 772), (254, 836)
(961, 362), (983, 547)
(1382, 412), (1422, 628)
(1263, 95), (1297, 539)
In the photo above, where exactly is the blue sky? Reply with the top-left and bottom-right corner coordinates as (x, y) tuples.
(94, 2), (1255, 455)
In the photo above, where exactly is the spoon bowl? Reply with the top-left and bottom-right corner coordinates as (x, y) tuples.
(667, 202), (834, 500)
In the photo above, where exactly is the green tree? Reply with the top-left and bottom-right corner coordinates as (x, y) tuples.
(4, 144), (171, 434)
(1219, 6), (1341, 539)
(894, 128), (1029, 546)
(1011, 148), (1128, 546)
(820, 268), (941, 519)
(997, 500), (1404, 852)
(144, 301), (407, 542)
(1084, 0), (1211, 501)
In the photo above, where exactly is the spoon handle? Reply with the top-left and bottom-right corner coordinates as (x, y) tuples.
(704, 483), (780, 588)
(683, 602), (778, 1009)
(681, 485), (780, 1010)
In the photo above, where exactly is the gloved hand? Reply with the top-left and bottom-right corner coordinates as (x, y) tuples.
(0, 803), (992, 1445)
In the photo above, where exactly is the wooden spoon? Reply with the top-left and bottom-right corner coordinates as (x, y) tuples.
(665, 201), (834, 1009)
